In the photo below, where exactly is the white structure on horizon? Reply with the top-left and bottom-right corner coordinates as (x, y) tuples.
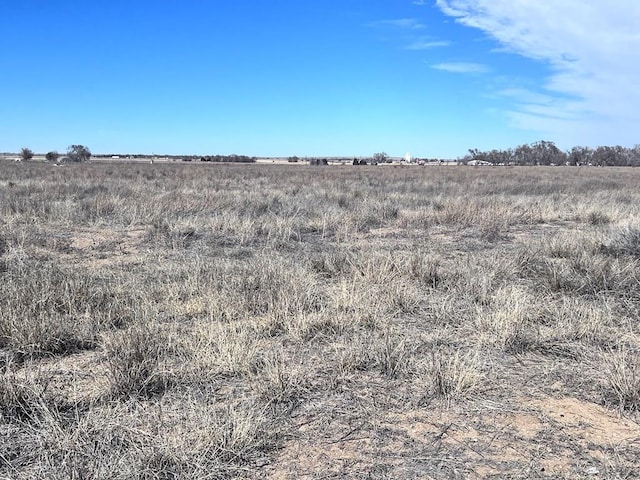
(405, 152), (412, 163)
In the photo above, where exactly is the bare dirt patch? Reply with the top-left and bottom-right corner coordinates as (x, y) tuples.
(32, 350), (110, 404)
(68, 227), (148, 268)
(535, 396), (640, 446)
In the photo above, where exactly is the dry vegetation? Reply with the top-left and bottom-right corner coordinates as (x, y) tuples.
(1, 161), (640, 479)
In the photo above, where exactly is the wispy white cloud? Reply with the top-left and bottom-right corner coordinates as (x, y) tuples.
(412, 0), (426, 5)
(405, 39), (451, 50)
(369, 18), (425, 29)
(431, 62), (489, 74)
(497, 88), (554, 106)
(435, 0), (640, 147)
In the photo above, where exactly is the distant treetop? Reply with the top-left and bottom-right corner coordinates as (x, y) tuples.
(67, 145), (91, 162)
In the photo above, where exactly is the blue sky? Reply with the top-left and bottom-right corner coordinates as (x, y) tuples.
(2, 1), (639, 158)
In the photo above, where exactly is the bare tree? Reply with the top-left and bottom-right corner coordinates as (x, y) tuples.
(67, 145), (91, 162)
(372, 152), (389, 165)
(20, 147), (34, 161)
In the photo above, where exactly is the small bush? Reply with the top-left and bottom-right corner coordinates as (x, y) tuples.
(587, 210), (611, 225)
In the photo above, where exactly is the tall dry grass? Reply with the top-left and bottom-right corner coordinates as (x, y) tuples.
(1, 161), (640, 477)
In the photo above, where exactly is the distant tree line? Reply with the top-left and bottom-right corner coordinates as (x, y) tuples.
(89, 153), (256, 163)
(12, 141), (640, 167)
(15, 145), (91, 163)
(462, 141), (640, 166)
(309, 158), (328, 166)
(199, 154), (256, 163)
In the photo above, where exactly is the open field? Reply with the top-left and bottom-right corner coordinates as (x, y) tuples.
(1, 161), (640, 479)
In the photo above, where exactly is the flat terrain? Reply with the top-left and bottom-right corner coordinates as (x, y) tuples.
(1, 162), (639, 479)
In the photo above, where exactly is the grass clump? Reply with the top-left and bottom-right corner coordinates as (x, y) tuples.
(603, 347), (640, 411)
(0, 371), (53, 424)
(373, 331), (412, 379)
(205, 402), (283, 465)
(474, 284), (553, 354)
(0, 259), (142, 358)
(426, 349), (483, 401)
(103, 322), (168, 398)
(252, 350), (307, 405)
(602, 224), (640, 258)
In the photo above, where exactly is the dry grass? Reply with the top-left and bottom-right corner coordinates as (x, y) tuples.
(1, 161), (640, 478)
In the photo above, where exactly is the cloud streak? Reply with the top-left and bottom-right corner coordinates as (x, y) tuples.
(369, 18), (425, 29)
(431, 62), (489, 74)
(435, 0), (640, 147)
(405, 39), (451, 50)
